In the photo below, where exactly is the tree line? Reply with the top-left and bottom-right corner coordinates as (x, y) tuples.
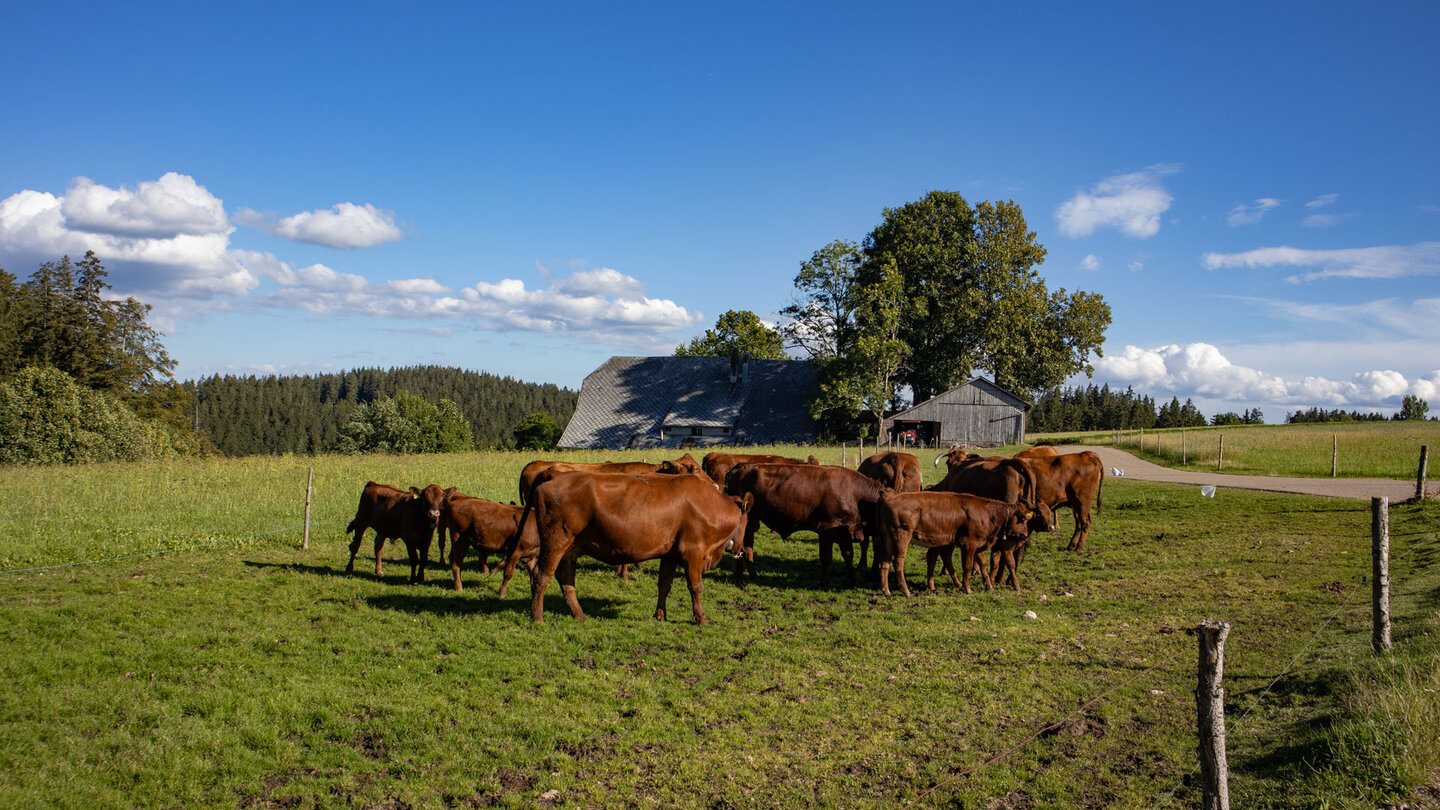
(193, 366), (576, 455)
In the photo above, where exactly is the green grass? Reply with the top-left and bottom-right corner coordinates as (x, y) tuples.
(1, 448), (1437, 808)
(1032, 421), (1440, 479)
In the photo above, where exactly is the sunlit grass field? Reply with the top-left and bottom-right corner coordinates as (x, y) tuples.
(1032, 421), (1440, 479)
(1, 446), (1437, 808)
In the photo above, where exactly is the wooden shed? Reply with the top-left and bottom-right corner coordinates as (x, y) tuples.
(884, 378), (1029, 448)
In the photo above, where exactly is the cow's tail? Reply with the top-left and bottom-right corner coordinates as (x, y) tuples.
(501, 500), (535, 562)
(1096, 464), (1105, 514)
(1012, 458), (1038, 507)
(345, 518), (358, 536)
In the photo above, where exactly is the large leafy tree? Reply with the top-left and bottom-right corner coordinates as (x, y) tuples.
(674, 309), (787, 360)
(780, 240), (864, 361)
(856, 192), (1110, 400)
(335, 390), (473, 454)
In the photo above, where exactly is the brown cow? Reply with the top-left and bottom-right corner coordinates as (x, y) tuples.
(930, 453), (1036, 505)
(440, 493), (539, 598)
(856, 451), (922, 568)
(1014, 445), (1060, 460)
(529, 471), (753, 623)
(344, 482), (453, 583)
(701, 451), (818, 487)
(723, 462), (887, 585)
(518, 454), (704, 504)
(522, 455), (706, 581)
(857, 451), (923, 492)
(875, 491), (1054, 596)
(1014, 450), (1105, 551)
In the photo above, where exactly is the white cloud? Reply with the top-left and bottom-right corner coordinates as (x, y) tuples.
(0, 178), (260, 312)
(0, 173), (704, 349)
(1306, 193), (1340, 208)
(1080, 254), (1101, 271)
(254, 258), (701, 341)
(1092, 341), (1439, 409)
(1201, 242), (1440, 282)
(1128, 261), (1144, 273)
(268, 202), (403, 249)
(59, 173), (229, 238)
(1055, 164), (1180, 239)
(1227, 197), (1281, 227)
(1301, 212), (1357, 228)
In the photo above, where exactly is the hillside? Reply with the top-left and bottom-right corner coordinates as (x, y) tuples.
(193, 365), (576, 455)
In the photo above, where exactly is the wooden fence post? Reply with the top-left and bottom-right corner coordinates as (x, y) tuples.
(302, 466), (314, 550)
(1182, 430), (1187, 466)
(1218, 434), (1224, 471)
(1196, 620), (1232, 810)
(1417, 445), (1429, 501)
(1372, 497), (1392, 655)
(1331, 434), (1337, 478)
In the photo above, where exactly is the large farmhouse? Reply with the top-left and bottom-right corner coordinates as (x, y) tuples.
(884, 378), (1030, 448)
(558, 354), (820, 450)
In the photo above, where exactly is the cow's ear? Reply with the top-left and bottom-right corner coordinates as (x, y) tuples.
(410, 486), (421, 499)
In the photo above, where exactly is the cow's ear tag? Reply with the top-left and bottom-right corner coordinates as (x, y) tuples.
(1025, 511), (1034, 519)
(412, 493), (419, 500)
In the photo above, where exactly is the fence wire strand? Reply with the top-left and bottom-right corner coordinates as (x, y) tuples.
(0, 519), (348, 574)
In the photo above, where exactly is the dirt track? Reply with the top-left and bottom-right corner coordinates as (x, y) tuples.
(1061, 445), (1433, 502)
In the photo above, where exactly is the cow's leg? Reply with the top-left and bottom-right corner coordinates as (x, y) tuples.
(346, 526), (365, 574)
(415, 534), (432, 584)
(1068, 501), (1091, 551)
(617, 564), (628, 580)
(924, 546), (944, 593)
(960, 543), (977, 594)
(943, 548), (962, 589)
(372, 534), (386, 577)
(530, 540), (569, 623)
(818, 531), (834, 586)
(404, 540), (420, 585)
(654, 557), (678, 621)
(684, 558), (708, 624)
(734, 515), (759, 579)
(839, 530), (857, 587)
(557, 555), (586, 621)
(450, 536), (468, 592)
(888, 534), (911, 597)
(436, 526), (448, 570)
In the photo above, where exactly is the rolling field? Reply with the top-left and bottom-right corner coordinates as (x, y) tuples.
(1, 446), (1437, 808)
(1032, 421), (1440, 479)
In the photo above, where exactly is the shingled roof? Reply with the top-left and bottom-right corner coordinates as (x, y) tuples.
(557, 356), (819, 449)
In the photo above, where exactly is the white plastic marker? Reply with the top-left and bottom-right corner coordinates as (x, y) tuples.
(1201, 485), (1216, 498)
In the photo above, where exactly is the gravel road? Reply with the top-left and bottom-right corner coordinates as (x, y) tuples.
(1062, 445), (1432, 502)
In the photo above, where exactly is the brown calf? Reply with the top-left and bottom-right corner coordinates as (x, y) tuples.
(440, 493), (539, 598)
(875, 490), (1053, 596)
(345, 482), (453, 584)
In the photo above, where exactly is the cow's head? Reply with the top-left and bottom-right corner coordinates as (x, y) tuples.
(670, 453), (704, 476)
(1025, 502), (1056, 534)
(723, 493), (755, 553)
(411, 484), (453, 529)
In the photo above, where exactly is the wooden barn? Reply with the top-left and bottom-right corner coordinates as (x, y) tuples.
(557, 354), (819, 450)
(884, 378), (1030, 448)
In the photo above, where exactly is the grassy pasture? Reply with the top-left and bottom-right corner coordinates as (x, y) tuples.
(1, 447), (1437, 808)
(1032, 421), (1440, 480)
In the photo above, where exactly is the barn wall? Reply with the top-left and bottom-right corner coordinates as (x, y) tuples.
(892, 380), (1027, 447)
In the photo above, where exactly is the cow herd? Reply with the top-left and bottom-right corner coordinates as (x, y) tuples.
(342, 447), (1105, 624)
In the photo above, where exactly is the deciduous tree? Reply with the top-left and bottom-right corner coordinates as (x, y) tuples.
(675, 309), (787, 360)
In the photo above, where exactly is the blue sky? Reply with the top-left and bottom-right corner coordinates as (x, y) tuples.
(3, 2), (1437, 420)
